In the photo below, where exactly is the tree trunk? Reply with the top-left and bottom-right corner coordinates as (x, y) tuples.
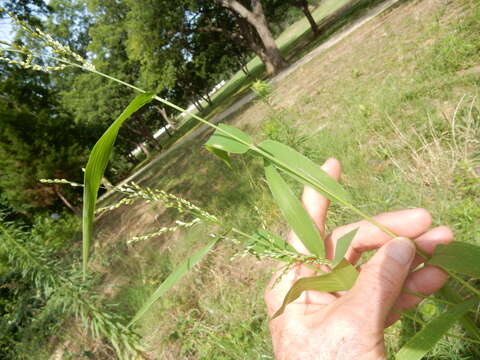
(255, 45), (277, 75)
(164, 125), (172, 137)
(299, 0), (320, 36)
(156, 106), (176, 130)
(193, 99), (203, 112)
(138, 142), (150, 157)
(201, 92), (213, 106)
(251, 4), (287, 74)
(127, 153), (139, 164)
(216, 0), (287, 75)
(239, 59), (250, 76)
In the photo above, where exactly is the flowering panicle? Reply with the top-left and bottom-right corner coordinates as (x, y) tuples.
(127, 218), (201, 245)
(0, 11), (96, 72)
(116, 183), (219, 223)
(40, 178), (83, 187)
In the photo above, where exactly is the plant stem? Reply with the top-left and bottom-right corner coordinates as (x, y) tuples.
(447, 271), (480, 297)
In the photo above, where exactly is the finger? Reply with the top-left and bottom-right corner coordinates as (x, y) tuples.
(325, 208), (432, 263)
(301, 158), (341, 235)
(385, 265), (449, 327)
(288, 158), (341, 255)
(344, 237), (416, 327)
(410, 226), (454, 269)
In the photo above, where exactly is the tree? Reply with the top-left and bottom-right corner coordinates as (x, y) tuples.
(55, 0), (169, 166)
(0, 65), (93, 214)
(0, 0), (50, 23)
(289, 0), (319, 36)
(0, 12), (101, 213)
(211, 0), (287, 75)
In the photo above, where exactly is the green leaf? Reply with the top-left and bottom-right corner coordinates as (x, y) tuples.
(332, 228), (359, 268)
(205, 124), (252, 154)
(128, 236), (220, 327)
(82, 92), (155, 278)
(205, 146), (232, 168)
(273, 260), (358, 319)
(428, 242), (480, 277)
(438, 286), (480, 347)
(264, 161), (324, 257)
(258, 140), (351, 204)
(396, 298), (477, 360)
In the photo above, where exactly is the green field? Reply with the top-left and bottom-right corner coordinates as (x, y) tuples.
(62, 0), (480, 358)
(149, 0), (387, 162)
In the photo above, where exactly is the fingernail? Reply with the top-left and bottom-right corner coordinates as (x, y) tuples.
(387, 237), (415, 265)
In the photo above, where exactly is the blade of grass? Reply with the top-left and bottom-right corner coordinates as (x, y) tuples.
(205, 124), (252, 153)
(264, 161), (324, 258)
(205, 146), (233, 168)
(396, 297), (478, 360)
(428, 242), (480, 277)
(127, 235), (220, 327)
(82, 92), (155, 279)
(273, 259), (358, 319)
(259, 140), (351, 204)
(332, 228), (358, 268)
(438, 286), (480, 355)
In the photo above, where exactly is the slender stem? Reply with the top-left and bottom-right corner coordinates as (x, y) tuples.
(447, 271), (480, 297)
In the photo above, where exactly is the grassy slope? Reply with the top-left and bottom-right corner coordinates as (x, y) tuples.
(89, 0), (480, 359)
(140, 0), (382, 166)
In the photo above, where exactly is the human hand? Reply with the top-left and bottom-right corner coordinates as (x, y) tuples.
(264, 158), (453, 360)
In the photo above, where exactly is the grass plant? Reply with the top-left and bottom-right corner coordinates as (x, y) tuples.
(1, 0), (480, 358)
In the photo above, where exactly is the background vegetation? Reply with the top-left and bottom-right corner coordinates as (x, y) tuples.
(0, 0), (479, 358)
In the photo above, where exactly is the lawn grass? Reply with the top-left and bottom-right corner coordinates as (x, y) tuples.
(81, 0), (480, 358)
(141, 0), (389, 166)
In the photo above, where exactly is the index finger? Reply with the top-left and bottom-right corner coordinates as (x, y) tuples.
(326, 208), (432, 264)
(288, 158), (342, 255)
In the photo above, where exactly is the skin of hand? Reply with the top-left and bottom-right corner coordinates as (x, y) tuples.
(264, 158), (453, 360)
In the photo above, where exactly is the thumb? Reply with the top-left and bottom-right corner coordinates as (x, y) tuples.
(347, 237), (415, 326)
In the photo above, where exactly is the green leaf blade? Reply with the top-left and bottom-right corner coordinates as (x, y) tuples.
(332, 228), (359, 268)
(264, 161), (324, 258)
(273, 260), (358, 319)
(82, 92), (155, 278)
(128, 236), (219, 327)
(258, 140), (351, 205)
(428, 242), (480, 277)
(205, 146), (232, 168)
(396, 298), (477, 360)
(205, 124), (252, 154)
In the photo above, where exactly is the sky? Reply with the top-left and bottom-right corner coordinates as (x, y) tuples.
(0, 17), (13, 42)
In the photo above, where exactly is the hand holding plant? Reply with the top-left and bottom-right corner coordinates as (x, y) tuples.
(265, 158), (453, 359)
